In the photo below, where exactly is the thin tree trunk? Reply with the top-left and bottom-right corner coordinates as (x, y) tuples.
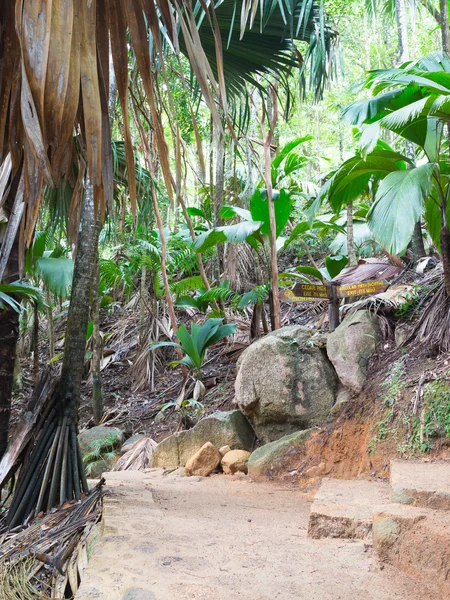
(214, 119), (225, 282)
(411, 221), (426, 262)
(440, 0), (450, 52)
(46, 289), (55, 360)
(441, 224), (450, 296)
(59, 173), (98, 421)
(346, 202), (357, 266)
(91, 248), (103, 424)
(33, 302), (39, 385)
(0, 308), (19, 461)
(395, 0), (409, 62)
(261, 86), (280, 330)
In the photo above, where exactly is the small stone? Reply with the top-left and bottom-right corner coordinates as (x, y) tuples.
(221, 450), (251, 475)
(219, 445), (231, 457)
(184, 442), (221, 477)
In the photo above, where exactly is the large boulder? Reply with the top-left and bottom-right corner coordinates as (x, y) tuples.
(78, 426), (124, 457)
(184, 442), (221, 477)
(326, 310), (381, 394)
(152, 410), (255, 467)
(248, 429), (313, 479)
(235, 326), (337, 443)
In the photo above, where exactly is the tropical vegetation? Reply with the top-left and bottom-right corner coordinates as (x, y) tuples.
(1, 0), (450, 538)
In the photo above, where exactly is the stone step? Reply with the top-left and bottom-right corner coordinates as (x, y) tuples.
(308, 478), (390, 540)
(373, 503), (450, 597)
(390, 459), (450, 510)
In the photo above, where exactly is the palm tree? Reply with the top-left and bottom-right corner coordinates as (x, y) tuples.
(0, 0), (337, 522)
(342, 52), (450, 292)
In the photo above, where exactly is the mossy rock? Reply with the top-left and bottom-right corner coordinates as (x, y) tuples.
(78, 426), (124, 457)
(248, 429), (313, 478)
(152, 410), (256, 468)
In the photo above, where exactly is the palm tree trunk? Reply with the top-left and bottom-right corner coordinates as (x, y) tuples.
(440, 0), (450, 52)
(214, 119), (225, 282)
(395, 0), (409, 62)
(262, 87), (280, 330)
(46, 289), (55, 360)
(33, 302), (39, 385)
(346, 202), (357, 266)
(91, 247), (103, 424)
(59, 174), (98, 418)
(7, 174), (97, 528)
(0, 308), (19, 461)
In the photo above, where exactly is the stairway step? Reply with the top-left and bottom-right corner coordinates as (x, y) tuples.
(390, 459), (450, 510)
(373, 503), (450, 596)
(308, 478), (390, 540)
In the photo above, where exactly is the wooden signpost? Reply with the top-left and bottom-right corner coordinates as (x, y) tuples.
(281, 279), (390, 332)
(338, 280), (388, 298)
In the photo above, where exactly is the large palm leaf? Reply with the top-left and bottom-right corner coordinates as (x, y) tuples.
(0, 0), (337, 279)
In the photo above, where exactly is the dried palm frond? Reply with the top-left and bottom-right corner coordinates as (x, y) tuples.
(112, 438), (157, 472)
(342, 284), (415, 315)
(0, 482), (103, 599)
(0, 0), (337, 270)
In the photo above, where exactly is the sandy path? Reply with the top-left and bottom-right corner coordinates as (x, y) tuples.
(75, 470), (437, 600)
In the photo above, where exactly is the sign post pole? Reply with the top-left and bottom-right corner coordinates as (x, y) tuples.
(327, 282), (340, 332)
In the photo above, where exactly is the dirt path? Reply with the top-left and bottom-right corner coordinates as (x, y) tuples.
(75, 470), (437, 600)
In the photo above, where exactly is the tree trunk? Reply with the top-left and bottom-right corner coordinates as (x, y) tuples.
(59, 174), (98, 419)
(441, 224), (450, 296)
(411, 220), (427, 262)
(395, 0), (409, 62)
(214, 120), (225, 282)
(0, 169), (22, 462)
(440, 0), (450, 52)
(46, 289), (55, 360)
(0, 308), (19, 461)
(91, 247), (103, 425)
(262, 87), (280, 330)
(33, 302), (40, 385)
(346, 202), (357, 266)
(6, 175), (96, 528)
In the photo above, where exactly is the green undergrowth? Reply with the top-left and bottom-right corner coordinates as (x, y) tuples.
(368, 358), (450, 456)
(83, 432), (123, 477)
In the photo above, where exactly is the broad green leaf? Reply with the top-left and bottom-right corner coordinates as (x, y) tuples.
(177, 324), (202, 368)
(205, 323), (237, 347)
(294, 265), (324, 282)
(187, 207), (208, 220)
(325, 255), (348, 279)
(36, 257), (74, 299)
(272, 136), (313, 169)
(368, 163), (436, 254)
(220, 205), (253, 221)
(250, 188), (292, 238)
(149, 341), (183, 353)
(194, 220), (263, 252)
